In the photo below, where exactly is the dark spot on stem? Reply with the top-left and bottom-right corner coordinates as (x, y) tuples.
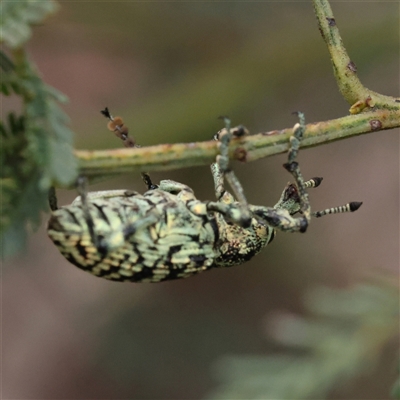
(326, 17), (336, 26)
(318, 26), (325, 40)
(369, 120), (382, 131)
(347, 61), (357, 72)
(234, 147), (247, 162)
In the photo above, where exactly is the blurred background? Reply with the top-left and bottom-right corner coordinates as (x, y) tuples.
(3, 2), (399, 399)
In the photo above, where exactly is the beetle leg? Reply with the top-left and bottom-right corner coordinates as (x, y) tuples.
(215, 117), (247, 206)
(76, 177), (161, 253)
(119, 212), (160, 243)
(214, 116), (251, 221)
(254, 113), (362, 231)
(250, 204), (307, 233)
(206, 201), (251, 228)
(76, 176), (102, 249)
(282, 111), (312, 231)
(210, 162), (236, 205)
(248, 113), (317, 233)
(142, 172), (158, 190)
(48, 186), (58, 211)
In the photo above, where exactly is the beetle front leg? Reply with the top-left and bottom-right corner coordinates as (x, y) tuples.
(210, 162), (236, 205)
(283, 112), (310, 225)
(214, 117), (251, 221)
(251, 175), (312, 233)
(279, 112), (363, 225)
(141, 172), (158, 190)
(250, 203), (307, 234)
(206, 201), (252, 228)
(215, 117), (248, 206)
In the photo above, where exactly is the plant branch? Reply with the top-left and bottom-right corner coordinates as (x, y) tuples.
(312, 0), (400, 112)
(70, 0), (400, 187)
(76, 108), (400, 183)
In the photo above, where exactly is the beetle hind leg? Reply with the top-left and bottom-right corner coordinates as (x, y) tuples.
(76, 176), (105, 251)
(48, 186), (58, 211)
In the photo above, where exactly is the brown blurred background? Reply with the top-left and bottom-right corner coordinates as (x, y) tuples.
(3, 2), (399, 399)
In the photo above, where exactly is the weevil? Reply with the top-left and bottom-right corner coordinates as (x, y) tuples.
(47, 111), (362, 283)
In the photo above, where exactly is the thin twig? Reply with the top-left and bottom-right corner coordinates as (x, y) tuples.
(69, 0), (400, 187)
(76, 109), (400, 183)
(312, 0), (400, 112)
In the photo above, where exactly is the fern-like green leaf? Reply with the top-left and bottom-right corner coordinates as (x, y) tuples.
(0, 0), (59, 48)
(1, 49), (77, 258)
(206, 280), (399, 400)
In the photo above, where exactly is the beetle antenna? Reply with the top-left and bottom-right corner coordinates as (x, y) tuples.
(313, 201), (362, 217)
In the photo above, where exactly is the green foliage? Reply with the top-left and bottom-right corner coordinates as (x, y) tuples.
(1, 5), (78, 258)
(0, 0), (59, 48)
(206, 279), (399, 400)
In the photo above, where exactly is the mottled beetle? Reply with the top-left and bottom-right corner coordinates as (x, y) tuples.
(47, 110), (362, 282)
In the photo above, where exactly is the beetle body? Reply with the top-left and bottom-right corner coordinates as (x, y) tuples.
(48, 184), (274, 282)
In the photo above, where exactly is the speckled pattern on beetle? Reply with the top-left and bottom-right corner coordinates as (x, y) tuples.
(48, 183), (274, 282)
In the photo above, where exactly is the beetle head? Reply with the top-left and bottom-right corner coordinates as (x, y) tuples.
(274, 183), (301, 215)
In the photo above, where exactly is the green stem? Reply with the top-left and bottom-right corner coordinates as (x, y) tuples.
(76, 109), (400, 183)
(312, 0), (400, 111)
(68, 0), (400, 187)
